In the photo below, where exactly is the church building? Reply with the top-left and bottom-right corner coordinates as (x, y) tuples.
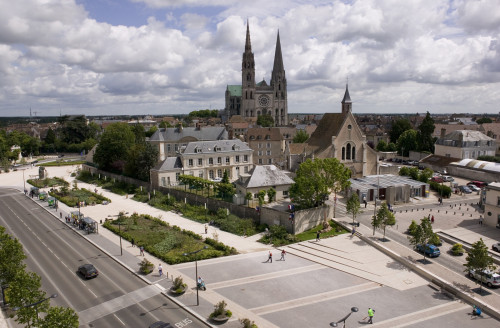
(225, 21), (288, 126)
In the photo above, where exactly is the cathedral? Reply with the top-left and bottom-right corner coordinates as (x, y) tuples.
(224, 21), (288, 126)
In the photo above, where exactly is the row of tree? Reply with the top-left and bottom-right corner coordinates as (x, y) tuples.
(0, 226), (79, 327)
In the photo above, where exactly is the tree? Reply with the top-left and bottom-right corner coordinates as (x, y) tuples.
(376, 140), (387, 152)
(464, 238), (496, 291)
(257, 190), (267, 206)
(145, 126), (158, 138)
(386, 142), (397, 152)
(0, 226), (26, 285)
(267, 188), (276, 203)
(371, 202), (396, 240)
(58, 115), (89, 144)
(408, 217), (434, 260)
(346, 194), (361, 224)
(257, 114), (274, 127)
(9, 271), (48, 327)
(476, 117), (492, 124)
(389, 118), (412, 143)
(396, 129), (418, 156)
(221, 170), (230, 184)
(44, 128), (56, 145)
(321, 158), (351, 218)
(93, 122), (135, 172)
(39, 306), (79, 328)
(293, 130), (309, 143)
(245, 192), (253, 207)
(130, 124), (146, 144)
(417, 111), (435, 153)
(124, 143), (159, 181)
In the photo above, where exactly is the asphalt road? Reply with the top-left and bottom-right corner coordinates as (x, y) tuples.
(0, 188), (205, 328)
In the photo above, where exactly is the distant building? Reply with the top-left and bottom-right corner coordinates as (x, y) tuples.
(434, 130), (496, 160)
(148, 125), (228, 161)
(224, 21), (288, 125)
(246, 127), (285, 168)
(483, 182), (500, 228)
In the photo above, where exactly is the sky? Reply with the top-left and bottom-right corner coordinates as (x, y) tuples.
(0, 0), (499, 117)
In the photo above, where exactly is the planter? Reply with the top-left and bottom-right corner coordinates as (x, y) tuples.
(211, 315), (229, 323)
(170, 285), (186, 295)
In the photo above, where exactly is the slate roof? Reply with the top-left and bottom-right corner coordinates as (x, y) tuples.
(442, 130), (493, 142)
(182, 139), (252, 154)
(153, 157), (183, 171)
(306, 113), (346, 151)
(149, 127), (228, 142)
(239, 165), (294, 188)
(247, 127), (282, 141)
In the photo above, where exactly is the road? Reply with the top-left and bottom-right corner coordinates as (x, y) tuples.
(0, 188), (205, 328)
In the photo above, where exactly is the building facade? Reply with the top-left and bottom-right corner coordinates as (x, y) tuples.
(225, 21), (288, 126)
(246, 127), (285, 167)
(434, 130), (496, 159)
(483, 182), (500, 228)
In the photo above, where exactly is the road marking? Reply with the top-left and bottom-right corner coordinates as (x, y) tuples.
(78, 285), (161, 324)
(113, 314), (126, 326)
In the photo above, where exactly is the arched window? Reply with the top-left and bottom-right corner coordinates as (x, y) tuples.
(245, 91), (248, 99)
(352, 146), (356, 161)
(346, 143), (351, 160)
(342, 147), (345, 160)
(250, 91), (253, 99)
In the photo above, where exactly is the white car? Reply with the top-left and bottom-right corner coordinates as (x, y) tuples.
(468, 269), (500, 287)
(442, 176), (454, 182)
(467, 184), (480, 192)
(492, 243), (500, 252)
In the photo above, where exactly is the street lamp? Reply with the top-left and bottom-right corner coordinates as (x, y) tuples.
(183, 246), (208, 306)
(13, 293), (58, 326)
(117, 220), (123, 256)
(330, 307), (358, 328)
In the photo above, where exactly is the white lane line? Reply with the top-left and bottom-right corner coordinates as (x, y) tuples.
(113, 314), (126, 326)
(78, 285), (161, 324)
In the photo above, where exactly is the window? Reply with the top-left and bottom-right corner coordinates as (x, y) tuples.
(236, 155), (240, 163)
(352, 146), (356, 161)
(266, 150), (271, 156)
(346, 143), (351, 160)
(342, 147), (345, 160)
(244, 155), (248, 162)
(226, 157), (230, 164)
(195, 147), (202, 153)
(175, 144), (179, 151)
(209, 170), (214, 179)
(258, 159), (263, 164)
(244, 166), (249, 173)
(267, 143), (271, 148)
(199, 172), (203, 178)
(217, 169), (222, 178)
(258, 151), (263, 156)
(209, 158), (214, 165)
(348, 124), (352, 130)
(198, 158), (202, 166)
(217, 157), (222, 164)
(175, 173), (180, 181)
(497, 197), (500, 206)
(268, 158), (272, 164)
(283, 190), (288, 196)
(188, 159), (193, 167)
(258, 143), (262, 148)
(167, 144), (171, 152)
(161, 177), (166, 186)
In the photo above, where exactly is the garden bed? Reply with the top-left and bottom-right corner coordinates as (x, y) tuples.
(27, 177), (69, 188)
(49, 187), (111, 207)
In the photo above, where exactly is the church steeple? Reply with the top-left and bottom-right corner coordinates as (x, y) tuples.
(341, 83), (352, 114)
(245, 19), (252, 51)
(271, 30), (288, 125)
(272, 30), (284, 74)
(242, 20), (255, 87)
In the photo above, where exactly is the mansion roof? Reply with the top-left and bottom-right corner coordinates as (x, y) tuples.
(238, 165), (294, 188)
(149, 126), (228, 143)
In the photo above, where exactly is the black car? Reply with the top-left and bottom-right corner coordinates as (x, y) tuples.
(149, 322), (173, 328)
(78, 264), (98, 279)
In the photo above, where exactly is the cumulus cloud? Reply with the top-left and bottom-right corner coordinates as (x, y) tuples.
(0, 0), (499, 116)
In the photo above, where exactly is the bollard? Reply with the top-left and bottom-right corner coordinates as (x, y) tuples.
(462, 213), (464, 216)
(470, 214), (472, 217)
(459, 207), (461, 210)
(446, 211), (447, 214)
(406, 210), (408, 212)
(430, 209), (432, 212)
(438, 210), (440, 213)
(467, 208), (469, 211)
(412, 209), (413, 212)
(454, 212), (456, 215)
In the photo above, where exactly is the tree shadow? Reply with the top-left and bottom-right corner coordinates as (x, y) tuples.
(386, 260), (411, 271)
(452, 281), (474, 294)
(471, 287), (491, 296)
(416, 258), (432, 265)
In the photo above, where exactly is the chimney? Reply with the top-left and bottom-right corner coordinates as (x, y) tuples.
(440, 128), (446, 138)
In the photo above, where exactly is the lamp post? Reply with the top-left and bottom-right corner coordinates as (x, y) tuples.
(13, 293), (58, 326)
(117, 220), (123, 256)
(330, 306), (358, 328)
(183, 246), (208, 306)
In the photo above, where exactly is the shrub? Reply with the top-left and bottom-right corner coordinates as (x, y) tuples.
(451, 243), (464, 256)
(172, 276), (187, 293)
(429, 233), (442, 246)
(210, 300), (232, 319)
(139, 258), (154, 274)
(408, 220), (418, 236)
(240, 318), (258, 328)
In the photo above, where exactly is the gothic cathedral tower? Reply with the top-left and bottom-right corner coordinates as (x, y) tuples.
(226, 21), (288, 126)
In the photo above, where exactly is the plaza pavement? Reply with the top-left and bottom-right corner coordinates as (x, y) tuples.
(1, 165), (500, 327)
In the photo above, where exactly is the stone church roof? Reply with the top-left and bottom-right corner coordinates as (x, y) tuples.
(306, 113), (347, 152)
(226, 85), (242, 97)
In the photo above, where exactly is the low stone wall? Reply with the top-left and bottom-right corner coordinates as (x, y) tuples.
(82, 165), (150, 190)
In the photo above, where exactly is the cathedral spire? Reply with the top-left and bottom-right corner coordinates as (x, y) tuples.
(245, 19), (252, 52)
(272, 30), (284, 73)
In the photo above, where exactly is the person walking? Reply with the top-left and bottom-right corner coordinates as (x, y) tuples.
(205, 224), (208, 234)
(140, 246), (144, 256)
(280, 249), (286, 261)
(265, 251), (273, 263)
(351, 227), (356, 237)
(479, 215), (483, 225)
(316, 231), (320, 242)
(431, 215), (434, 224)
(158, 263), (163, 276)
(364, 307), (374, 324)
(131, 238), (135, 247)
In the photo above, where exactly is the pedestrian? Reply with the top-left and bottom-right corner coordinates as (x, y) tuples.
(205, 224), (208, 234)
(316, 231), (320, 242)
(140, 245), (144, 256)
(158, 263), (163, 276)
(479, 215), (483, 225)
(280, 249), (286, 261)
(363, 307), (375, 324)
(265, 251), (272, 263)
(431, 215), (434, 224)
(351, 227), (356, 237)
(60, 212), (62, 219)
(131, 238), (135, 247)
(363, 196), (367, 208)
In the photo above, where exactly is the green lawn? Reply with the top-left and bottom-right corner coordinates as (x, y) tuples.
(49, 187), (111, 207)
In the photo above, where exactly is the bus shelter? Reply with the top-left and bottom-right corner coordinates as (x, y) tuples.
(47, 197), (56, 207)
(81, 217), (98, 234)
(38, 191), (48, 201)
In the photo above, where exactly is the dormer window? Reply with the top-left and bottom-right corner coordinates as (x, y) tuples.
(265, 135), (270, 140)
(250, 135), (255, 140)
(194, 146), (202, 153)
(348, 124), (352, 130)
(232, 144), (240, 150)
(257, 135), (262, 140)
(214, 145), (221, 152)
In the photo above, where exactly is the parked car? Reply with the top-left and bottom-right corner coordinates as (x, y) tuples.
(492, 243), (500, 252)
(467, 184), (481, 192)
(78, 264), (98, 279)
(468, 181), (488, 188)
(416, 244), (441, 258)
(459, 185), (472, 194)
(442, 176), (454, 182)
(468, 269), (500, 287)
(149, 322), (173, 328)
(430, 176), (444, 183)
